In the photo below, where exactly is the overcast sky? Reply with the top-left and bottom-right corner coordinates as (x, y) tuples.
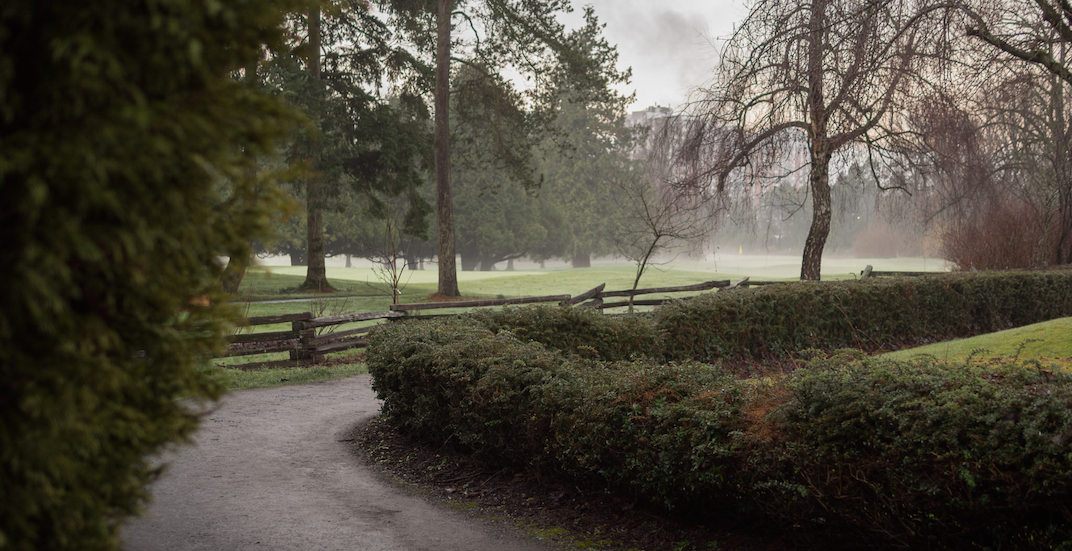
(565, 0), (748, 112)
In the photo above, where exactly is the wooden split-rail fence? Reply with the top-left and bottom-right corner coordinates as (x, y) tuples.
(219, 265), (923, 370)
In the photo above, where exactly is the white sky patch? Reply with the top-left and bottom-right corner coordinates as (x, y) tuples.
(562, 0), (748, 110)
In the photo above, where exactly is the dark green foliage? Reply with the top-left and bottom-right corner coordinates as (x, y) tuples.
(657, 271), (1072, 363)
(0, 1), (295, 548)
(367, 319), (748, 507)
(758, 353), (1072, 546)
(368, 306), (1072, 546)
(471, 306), (658, 361)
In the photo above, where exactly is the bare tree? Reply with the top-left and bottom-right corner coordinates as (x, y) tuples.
(618, 123), (713, 310)
(678, 0), (950, 280)
(367, 211), (411, 305)
(962, 0), (1072, 264)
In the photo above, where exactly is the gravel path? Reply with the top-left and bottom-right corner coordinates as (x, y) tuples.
(122, 376), (553, 551)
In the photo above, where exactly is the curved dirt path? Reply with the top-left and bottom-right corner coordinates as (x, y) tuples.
(122, 376), (553, 551)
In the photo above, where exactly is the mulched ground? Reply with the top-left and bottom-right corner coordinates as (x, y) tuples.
(351, 417), (862, 551)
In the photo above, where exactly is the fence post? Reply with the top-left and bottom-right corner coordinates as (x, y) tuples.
(289, 314), (321, 365)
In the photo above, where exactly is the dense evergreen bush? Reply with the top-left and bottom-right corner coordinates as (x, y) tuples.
(1, 1), (294, 548)
(368, 318), (1072, 547)
(657, 271), (1072, 362)
(472, 306), (658, 361)
(755, 353), (1072, 546)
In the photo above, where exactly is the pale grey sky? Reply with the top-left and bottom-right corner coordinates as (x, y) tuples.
(571, 0), (748, 110)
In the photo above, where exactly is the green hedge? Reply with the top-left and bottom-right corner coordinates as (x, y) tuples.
(657, 271), (1072, 362)
(368, 320), (1072, 546)
(471, 306), (658, 361)
(757, 353), (1072, 546)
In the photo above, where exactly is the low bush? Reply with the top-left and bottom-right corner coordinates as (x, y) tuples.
(368, 319), (750, 506)
(657, 271), (1072, 363)
(472, 306), (658, 361)
(368, 319), (1072, 547)
(752, 354), (1072, 546)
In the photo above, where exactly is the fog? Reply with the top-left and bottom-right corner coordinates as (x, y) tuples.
(564, 0), (747, 109)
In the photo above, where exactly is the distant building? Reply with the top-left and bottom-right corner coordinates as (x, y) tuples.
(626, 105), (673, 128)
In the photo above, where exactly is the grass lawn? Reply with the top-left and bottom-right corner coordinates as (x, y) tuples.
(241, 254), (947, 303)
(884, 317), (1072, 365)
(205, 350), (368, 391)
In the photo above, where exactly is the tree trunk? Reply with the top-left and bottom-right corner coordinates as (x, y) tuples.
(571, 251), (591, 268)
(506, 258), (515, 271)
(460, 254), (479, 272)
(300, 5), (333, 292)
(479, 258), (496, 271)
(434, 0), (460, 296)
(289, 251), (305, 266)
(801, 1), (829, 282)
(801, 149), (833, 281)
(344, 254), (352, 268)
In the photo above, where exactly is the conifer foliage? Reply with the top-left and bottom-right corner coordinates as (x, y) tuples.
(0, 0), (296, 547)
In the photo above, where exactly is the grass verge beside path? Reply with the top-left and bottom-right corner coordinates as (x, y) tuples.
(883, 317), (1072, 365)
(204, 363), (367, 391)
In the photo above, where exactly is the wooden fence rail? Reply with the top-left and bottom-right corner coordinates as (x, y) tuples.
(220, 266), (932, 369)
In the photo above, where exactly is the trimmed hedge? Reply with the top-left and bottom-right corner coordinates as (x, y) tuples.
(368, 318), (1072, 546)
(471, 306), (658, 361)
(367, 319), (749, 507)
(657, 271), (1072, 362)
(757, 353), (1072, 545)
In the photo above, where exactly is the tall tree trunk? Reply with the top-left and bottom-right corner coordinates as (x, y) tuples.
(300, 5), (333, 292)
(434, 0), (460, 296)
(801, 149), (833, 281)
(801, 1), (829, 281)
(571, 251), (591, 268)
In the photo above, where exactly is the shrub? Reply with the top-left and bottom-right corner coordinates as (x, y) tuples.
(472, 305), (659, 361)
(368, 319), (749, 507)
(368, 319), (1072, 547)
(753, 354), (1072, 545)
(1, 1), (293, 548)
(656, 271), (1072, 363)
(942, 197), (1057, 270)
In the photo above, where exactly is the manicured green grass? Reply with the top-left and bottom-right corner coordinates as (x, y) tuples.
(884, 317), (1072, 364)
(240, 255), (947, 305)
(237, 270), (377, 301)
(203, 361), (368, 391)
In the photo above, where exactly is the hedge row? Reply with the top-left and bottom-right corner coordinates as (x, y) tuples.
(368, 321), (1072, 546)
(657, 271), (1072, 362)
(471, 306), (657, 361)
(468, 271), (1072, 366)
